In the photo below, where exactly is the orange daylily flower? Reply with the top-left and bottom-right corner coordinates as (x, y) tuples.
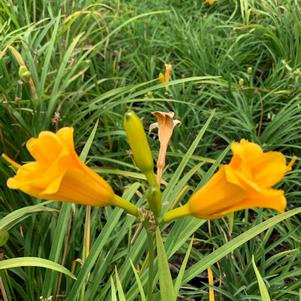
(163, 140), (296, 222)
(2, 127), (138, 215)
(159, 64), (172, 89)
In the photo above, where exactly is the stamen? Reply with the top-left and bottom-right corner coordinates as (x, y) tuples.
(287, 155), (297, 171)
(2, 153), (21, 168)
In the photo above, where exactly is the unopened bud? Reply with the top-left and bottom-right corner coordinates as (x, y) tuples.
(18, 65), (31, 81)
(247, 67), (253, 74)
(147, 185), (162, 217)
(124, 112), (154, 173)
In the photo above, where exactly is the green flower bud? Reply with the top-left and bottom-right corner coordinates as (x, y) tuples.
(18, 65), (31, 81)
(145, 170), (162, 217)
(124, 111), (154, 173)
(247, 67), (253, 74)
(147, 185), (162, 217)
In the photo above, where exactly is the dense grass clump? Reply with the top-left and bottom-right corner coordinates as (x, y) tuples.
(0, 1), (301, 300)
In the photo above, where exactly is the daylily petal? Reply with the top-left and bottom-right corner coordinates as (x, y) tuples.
(56, 127), (75, 153)
(225, 165), (260, 192)
(230, 139), (263, 168)
(40, 168), (113, 206)
(26, 131), (63, 164)
(77, 159), (113, 191)
(159, 72), (165, 83)
(7, 162), (44, 190)
(252, 151), (288, 187)
(191, 140), (292, 219)
(188, 166), (247, 219)
(216, 188), (286, 218)
(158, 64), (172, 89)
(152, 111), (180, 144)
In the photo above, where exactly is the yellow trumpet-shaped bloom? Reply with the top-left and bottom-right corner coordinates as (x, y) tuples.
(163, 139), (296, 222)
(3, 127), (138, 216)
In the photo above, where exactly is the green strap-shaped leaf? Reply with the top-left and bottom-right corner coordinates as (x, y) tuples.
(0, 202), (55, 232)
(156, 229), (176, 301)
(0, 257), (76, 280)
(115, 267), (127, 301)
(111, 276), (117, 301)
(65, 183), (140, 301)
(252, 255), (271, 301)
(174, 236), (194, 295)
(129, 260), (146, 301)
(183, 208), (301, 283)
(79, 119), (99, 162)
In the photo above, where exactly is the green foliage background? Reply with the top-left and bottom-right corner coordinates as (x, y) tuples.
(0, 0), (301, 300)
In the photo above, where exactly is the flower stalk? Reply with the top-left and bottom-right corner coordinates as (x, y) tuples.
(112, 194), (140, 217)
(124, 112), (162, 217)
(162, 203), (191, 223)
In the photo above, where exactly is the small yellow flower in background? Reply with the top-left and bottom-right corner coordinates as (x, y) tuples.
(163, 139), (296, 222)
(149, 111), (180, 184)
(159, 64), (172, 90)
(2, 127), (139, 216)
(205, 0), (216, 4)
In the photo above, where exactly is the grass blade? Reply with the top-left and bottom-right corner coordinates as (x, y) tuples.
(156, 229), (176, 301)
(65, 183), (140, 301)
(129, 260), (146, 301)
(0, 202), (55, 231)
(174, 236), (194, 296)
(183, 207), (301, 284)
(115, 267), (127, 301)
(252, 255), (271, 301)
(0, 257), (76, 280)
(110, 277), (117, 301)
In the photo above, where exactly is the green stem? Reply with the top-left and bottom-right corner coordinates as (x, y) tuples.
(162, 203), (191, 223)
(145, 170), (157, 187)
(147, 231), (155, 301)
(84, 206), (91, 258)
(80, 206), (91, 301)
(145, 170), (162, 217)
(112, 194), (139, 217)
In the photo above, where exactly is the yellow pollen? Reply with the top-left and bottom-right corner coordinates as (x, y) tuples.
(2, 153), (21, 169)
